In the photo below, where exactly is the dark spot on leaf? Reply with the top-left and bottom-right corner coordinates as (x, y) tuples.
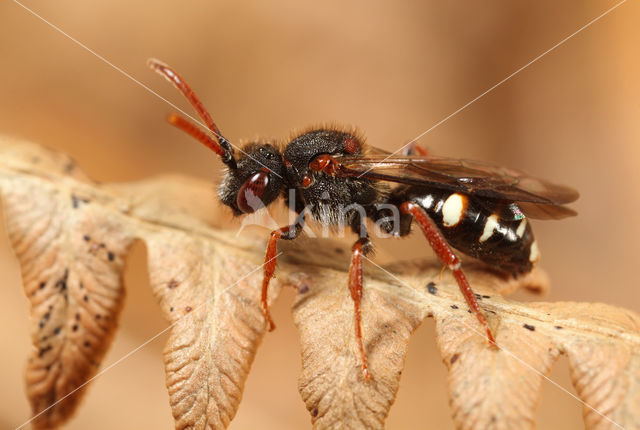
(79, 282), (84, 289)
(71, 194), (90, 208)
(451, 305), (458, 309)
(168, 279), (179, 289)
(41, 336), (48, 342)
(426, 282), (437, 295)
(95, 314), (101, 320)
(169, 307), (174, 312)
(107, 251), (115, 262)
(482, 295), (490, 299)
(312, 408), (319, 417)
(55, 269), (69, 291)
(45, 365), (51, 371)
(523, 324), (536, 331)
(335, 247), (345, 254)
(53, 326), (61, 335)
(99, 243), (106, 248)
(474, 293), (482, 300)
(450, 354), (459, 364)
(555, 325), (563, 330)
(39, 282), (46, 289)
(83, 234), (90, 241)
(467, 309), (472, 314)
(39, 320), (45, 329)
(64, 161), (76, 173)
(72, 324), (78, 332)
(75, 313), (80, 321)
(83, 294), (89, 302)
(185, 306), (192, 312)
(38, 345), (52, 357)
(84, 341), (90, 348)
(298, 283), (310, 294)
(38, 349), (46, 358)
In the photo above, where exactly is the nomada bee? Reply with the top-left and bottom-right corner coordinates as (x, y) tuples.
(149, 59), (578, 380)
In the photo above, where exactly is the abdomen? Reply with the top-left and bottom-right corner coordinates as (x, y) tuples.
(392, 186), (538, 275)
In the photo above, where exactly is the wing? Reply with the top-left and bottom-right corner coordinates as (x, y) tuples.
(336, 151), (579, 220)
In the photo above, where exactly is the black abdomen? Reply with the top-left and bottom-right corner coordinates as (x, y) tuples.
(391, 186), (538, 275)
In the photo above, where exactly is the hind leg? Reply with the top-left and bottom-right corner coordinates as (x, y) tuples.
(399, 201), (495, 344)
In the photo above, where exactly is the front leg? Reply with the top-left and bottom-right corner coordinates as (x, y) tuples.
(262, 215), (305, 331)
(399, 201), (496, 345)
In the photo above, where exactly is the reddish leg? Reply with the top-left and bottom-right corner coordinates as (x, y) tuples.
(400, 202), (496, 345)
(261, 222), (304, 331)
(349, 237), (370, 380)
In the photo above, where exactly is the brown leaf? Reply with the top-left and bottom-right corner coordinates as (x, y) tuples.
(290, 256), (550, 430)
(552, 303), (640, 429)
(0, 138), (135, 428)
(2, 137), (640, 430)
(292, 267), (425, 430)
(142, 228), (280, 429)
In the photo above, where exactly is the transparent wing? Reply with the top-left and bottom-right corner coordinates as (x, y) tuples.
(336, 151), (579, 219)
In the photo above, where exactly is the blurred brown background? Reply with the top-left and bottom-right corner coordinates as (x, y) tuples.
(1, 1), (638, 429)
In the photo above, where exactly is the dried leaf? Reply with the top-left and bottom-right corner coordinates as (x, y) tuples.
(2, 137), (639, 430)
(143, 229), (278, 429)
(0, 138), (135, 428)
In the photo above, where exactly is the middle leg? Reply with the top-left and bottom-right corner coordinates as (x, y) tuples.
(348, 236), (372, 380)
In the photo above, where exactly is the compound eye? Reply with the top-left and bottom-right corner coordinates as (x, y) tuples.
(236, 171), (269, 213)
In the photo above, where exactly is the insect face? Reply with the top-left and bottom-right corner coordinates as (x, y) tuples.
(219, 142), (285, 215)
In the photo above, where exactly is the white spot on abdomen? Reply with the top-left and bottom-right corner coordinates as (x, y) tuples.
(479, 214), (499, 242)
(516, 219), (528, 238)
(529, 240), (540, 263)
(442, 193), (466, 227)
(418, 194), (434, 209)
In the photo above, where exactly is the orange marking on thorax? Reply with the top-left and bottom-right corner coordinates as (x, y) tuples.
(309, 154), (339, 175)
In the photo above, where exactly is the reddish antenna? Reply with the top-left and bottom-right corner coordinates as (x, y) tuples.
(148, 58), (236, 168)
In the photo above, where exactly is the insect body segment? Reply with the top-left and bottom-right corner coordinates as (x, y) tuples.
(150, 59), (578, 381)
(390, 187), (537, 275)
